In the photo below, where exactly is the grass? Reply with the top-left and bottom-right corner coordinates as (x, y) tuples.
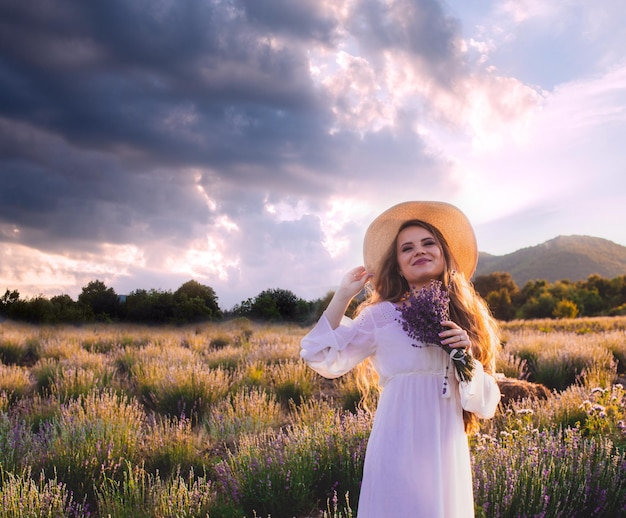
(0, 364), (32, 403)
(0, 316), (624, 517)
(205, 387), (283, 443)
(132, 360), (231, 421)
(502, 331), (618, 390)
(214, 409), (369, 518)
(0, 467), (88, 517)
(35, 390), (146, 504)
(142, 414), (202, 478)
(95, 465), (216, 518)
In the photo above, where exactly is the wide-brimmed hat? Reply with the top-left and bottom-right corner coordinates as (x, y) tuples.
(363, 201), (478, 280)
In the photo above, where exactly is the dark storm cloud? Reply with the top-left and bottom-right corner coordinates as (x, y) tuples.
(239, 0), (341, 43)
(0, 0), (464, 269)
(349, 0), (463, 85)
(0, 0), (345, 249)
(0, 117), (210, 251)
(0, 0), (334, 168)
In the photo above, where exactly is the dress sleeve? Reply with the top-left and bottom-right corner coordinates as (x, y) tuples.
(300, 309), (377, 379)
(457, 360), (501, 418)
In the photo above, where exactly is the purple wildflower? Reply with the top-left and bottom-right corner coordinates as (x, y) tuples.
(396, 280), (450, 345)
(396, 280), (475, 381)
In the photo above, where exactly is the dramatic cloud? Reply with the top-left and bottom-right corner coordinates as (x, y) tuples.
(0, 0), (624, 308)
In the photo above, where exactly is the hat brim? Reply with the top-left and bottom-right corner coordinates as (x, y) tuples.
(363, 201), (478, 280)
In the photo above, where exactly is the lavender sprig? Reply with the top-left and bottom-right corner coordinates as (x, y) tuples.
(396, 280), (475, 382)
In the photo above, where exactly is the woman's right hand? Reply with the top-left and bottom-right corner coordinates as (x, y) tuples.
(337, 266), (372, 299)
(324, 266), (372, 329)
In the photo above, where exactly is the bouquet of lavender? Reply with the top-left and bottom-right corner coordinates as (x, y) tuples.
(396, 280), (475, 382)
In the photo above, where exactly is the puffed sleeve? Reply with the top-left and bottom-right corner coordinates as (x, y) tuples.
(300, 309), (377, 379)
(457, 361), (501, 418)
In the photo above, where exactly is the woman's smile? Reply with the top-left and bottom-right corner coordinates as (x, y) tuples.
(397, 225), (445, 289)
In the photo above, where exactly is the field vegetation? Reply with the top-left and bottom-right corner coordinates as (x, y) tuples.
(0, 316), (624, 517)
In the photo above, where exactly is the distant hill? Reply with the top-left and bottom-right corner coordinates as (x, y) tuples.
(474, 235), (626, 287)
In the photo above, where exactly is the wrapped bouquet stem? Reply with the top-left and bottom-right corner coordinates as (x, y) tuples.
(396, 280), (475, 382)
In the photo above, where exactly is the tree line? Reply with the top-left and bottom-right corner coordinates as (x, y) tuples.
(473, 272), (626, 320)
(0, 281), (323, 325)
(1, 272), (625, 325)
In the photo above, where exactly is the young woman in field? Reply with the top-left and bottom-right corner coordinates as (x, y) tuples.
(300, 201), (501, 518)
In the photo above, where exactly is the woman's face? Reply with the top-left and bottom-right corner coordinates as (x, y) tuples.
(396, 225), (445, 290)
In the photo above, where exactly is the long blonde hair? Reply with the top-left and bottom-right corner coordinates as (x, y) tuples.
(357, 220), (500, 432)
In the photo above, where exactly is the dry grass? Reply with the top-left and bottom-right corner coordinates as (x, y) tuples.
(0, 364), (32, 402)
(499, 327), (622, 390)
(0, 315), (624, 517)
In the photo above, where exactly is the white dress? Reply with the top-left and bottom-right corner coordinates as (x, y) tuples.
(300, 301), (501, 518)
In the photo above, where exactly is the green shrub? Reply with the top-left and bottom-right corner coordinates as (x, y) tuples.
(133, 361), (231, 420)
(35, 390), (145, 504)
(553, 299), (579, 319)
(31, 358), (62, 395)
(0, 467), (88, 517)
(204, 344), (246, 371)
(209, 334), (231, 349)
(0, 339), (25, 365)
(142, 415), (203, 478)
(50, 365), (118, 402)
(96, 465), (216, 518)
(504, 333), (616, 390)
(486, 386), (588, 434)
(15, 394), (61, 434)
(495, 351), (528, 379)
(578, 384), (626, 448)
(0, 413), (36, 472)
(0, 365), (32, 403)
(214, 409), (368, 518)
(114, 347), (140, 377)
(266, 360), (317, 406)
(205, 387), (283, 443)
(236, 361), (266, 388)
(81, 337), (119, 354)
(597, 331), (626, 375)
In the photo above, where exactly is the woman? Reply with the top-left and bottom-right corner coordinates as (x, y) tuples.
(300, 201), (501, 518)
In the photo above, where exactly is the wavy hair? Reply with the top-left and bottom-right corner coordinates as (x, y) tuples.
(357, 219), (500, 432)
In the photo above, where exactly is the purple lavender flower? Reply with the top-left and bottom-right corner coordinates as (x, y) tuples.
(396, 280), (475, 381)
(396, 280), (450, 345)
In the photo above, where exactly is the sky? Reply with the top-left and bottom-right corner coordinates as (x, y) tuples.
(1, 0), (625, 310)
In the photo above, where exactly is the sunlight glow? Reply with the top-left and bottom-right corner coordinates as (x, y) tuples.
(263, 199), (309, 221)
(499, 0), (557, 23)
(464, 75), (544, 152)
(320, 197), (370, 258)
(216, 215), (239, 232)
(0, 242), (145, 296)
(165, 235), (239, 281)
(195, 177), (217, 211)
(0, 224), (20, 239)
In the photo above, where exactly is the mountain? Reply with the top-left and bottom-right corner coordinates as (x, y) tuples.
(474, 235), (626, 287)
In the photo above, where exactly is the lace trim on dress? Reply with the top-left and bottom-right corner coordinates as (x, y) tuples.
(357, 301), (398, 329)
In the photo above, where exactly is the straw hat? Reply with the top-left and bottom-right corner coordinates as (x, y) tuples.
(363, 201), (478, 279)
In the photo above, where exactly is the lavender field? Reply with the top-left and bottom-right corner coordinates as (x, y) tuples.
(0, 316), (624, 517)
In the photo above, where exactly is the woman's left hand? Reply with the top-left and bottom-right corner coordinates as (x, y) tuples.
(439, 321), (471, 350)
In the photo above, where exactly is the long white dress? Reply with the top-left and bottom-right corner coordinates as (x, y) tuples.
(300, 301), (501, 518)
